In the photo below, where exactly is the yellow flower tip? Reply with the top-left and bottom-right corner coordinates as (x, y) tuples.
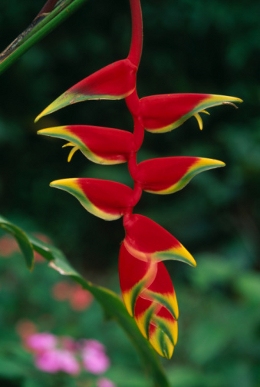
(210, 95), (243, 105)
(194, 113), (203, 130)
(67, 146), (79, 162)
(37, 127), (69, 139)
(201, 110), (210, 115)
(34, 108), (48, 123)
(177, 245), (197, 267)
(50, 178), (78, 190)
(62, 142), (74, 148)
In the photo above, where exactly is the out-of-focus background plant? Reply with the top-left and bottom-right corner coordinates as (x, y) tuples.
(0, 0), (260, 386)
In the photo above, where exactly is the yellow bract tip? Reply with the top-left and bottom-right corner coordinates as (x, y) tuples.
(50, 178), (79, 190)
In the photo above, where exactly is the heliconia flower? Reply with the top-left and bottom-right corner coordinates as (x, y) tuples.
(38, 125), (134, 164)
(136, 156), (225, 194)
(50, 178), (135, 221)
(35, 59), (137, 121)
(140, 93), (243, 133)
(123, 213), (196, 266)
(119, 244), (178, 358)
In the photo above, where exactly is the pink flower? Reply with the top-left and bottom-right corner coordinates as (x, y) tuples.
(97, 377), (116, 387)
(81, 340), (110, 374)
(26, 333), (57, 352)
(35, 348), (80, 375)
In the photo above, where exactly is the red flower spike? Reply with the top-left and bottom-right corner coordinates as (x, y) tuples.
(140, 93), (243, 133)
(136, 156), (225, 194)
(36, 0), (243, 360)
(123, 214), (196, 266)
(50, 178), (134, 221)
(35, 59), (137, 121)
(119, 244), (178, 358)
(38, 125), (134, 165)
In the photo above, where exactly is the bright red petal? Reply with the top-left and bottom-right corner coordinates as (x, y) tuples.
(35, 59), (137, 121)
(38, 125), (134, 165)
(140, 93), (242, 133)
(136, 156), (225, 194)
(50, 178), (134, 220)
(123, 214), (196, 266)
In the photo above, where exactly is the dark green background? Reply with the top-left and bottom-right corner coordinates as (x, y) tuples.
(0, 0), (260, 386)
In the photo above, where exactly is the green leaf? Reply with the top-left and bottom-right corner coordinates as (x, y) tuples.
(0, 0), (89, 75)
(0, 215), (34, 270)
(0, 215), (170, 387)
(0, 356), (27, 378)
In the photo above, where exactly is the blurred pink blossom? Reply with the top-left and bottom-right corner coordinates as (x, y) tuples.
(82, 340), (110, 374)
(24, 332), (114, 380)
(97, 378), (116, 387)
(26, 332), (57, 351)
(35, 348), (80, 374)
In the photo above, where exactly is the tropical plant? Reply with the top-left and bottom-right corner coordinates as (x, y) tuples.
(0, 0), (242, 386)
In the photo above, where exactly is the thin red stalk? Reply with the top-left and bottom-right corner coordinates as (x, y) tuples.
(128, 0), (143, 67)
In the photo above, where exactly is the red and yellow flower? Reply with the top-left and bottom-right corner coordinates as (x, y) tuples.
(36, 0), (242, 358)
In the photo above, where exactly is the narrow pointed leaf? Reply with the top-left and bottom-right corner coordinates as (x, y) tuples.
(119, 243), (178, 359)
(123, 214), (196, 266)
(50, 178), (134, 220)
(38, 125), (134, 164)
(140, 93), (243, 133)
(136, 156), (225, 194)
(35, 59), (137, 121)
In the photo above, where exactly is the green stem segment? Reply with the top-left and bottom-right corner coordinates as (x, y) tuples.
(0, 0), (89, 75)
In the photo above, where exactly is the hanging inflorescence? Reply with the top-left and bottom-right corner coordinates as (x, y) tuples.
(36, 0), (242, 359)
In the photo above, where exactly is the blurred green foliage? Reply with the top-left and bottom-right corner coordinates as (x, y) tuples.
(0, 0), (260, 386)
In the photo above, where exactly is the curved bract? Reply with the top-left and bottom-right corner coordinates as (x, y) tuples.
(38, 125), (134, 164)
(136, 156), (225, 194)
(140, 93), (242, 133)
(50, 178), (134, 221)
(123, 213), (196, 266)
(35, 59), (137, 121)
(37, 0), (242, 359)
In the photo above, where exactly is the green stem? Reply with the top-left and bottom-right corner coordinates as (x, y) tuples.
(0, 0), (89, 75)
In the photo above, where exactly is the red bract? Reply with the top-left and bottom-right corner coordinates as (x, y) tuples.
(140, 93), (242, 133)
(50, 178), (135, 221)
(37, 0), (242, 358)
(119, 243), (178, 358)
(136, 156), (225, 194)
(35, 59), (137, 122)
(123, 213), (196, 266)
(38, 125), (134, 164)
